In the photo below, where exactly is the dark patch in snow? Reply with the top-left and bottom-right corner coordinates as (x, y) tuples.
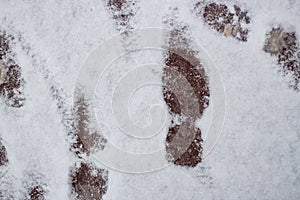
(28, 185), (45, 200)
(264, 27), (300, 91)
(47, 74), (109, 199)
(106, 0), (138, 33)
(22, 171), (47, 200)
(70, 162), (108, 200)
(194, 2), (251, 42)
(47, 82), (107, 158)
(72, 94), (107, 157)
(163, 14), (210, 167)
(0, 140), (8, 166)
(0, 31), (25, 107)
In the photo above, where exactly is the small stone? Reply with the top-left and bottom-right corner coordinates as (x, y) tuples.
(223, 24), (233, 37)
(264, 28), (284, 54)
(0, 60), (8, 85)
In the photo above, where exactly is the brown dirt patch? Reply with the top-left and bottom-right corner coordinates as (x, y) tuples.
(70, 96), (108, 199)
(264, 27), (300, 90)
(70, 162), (108, 200)
(49, 85), (107, 157)
(48, 74), (108, 200)
(0, 140), (8, 166)
(163, 16), (210, 167)
(28, 185), (45, 200)
(0, 31), (25, 107)
(106, 0), (138, 32)
(194, 2), (251, 42)
(71, 94), (107, 157)
(47, 76), (108, 198)
(22, 171), (47, 200)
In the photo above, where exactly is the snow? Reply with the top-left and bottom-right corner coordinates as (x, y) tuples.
(0, 0), (300, 199)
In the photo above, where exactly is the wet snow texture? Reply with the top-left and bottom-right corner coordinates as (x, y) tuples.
(0, 0), (300, 199)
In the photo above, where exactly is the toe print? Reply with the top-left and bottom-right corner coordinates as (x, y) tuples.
(194, 2), (251, 42)
(264, 27), (300, 91)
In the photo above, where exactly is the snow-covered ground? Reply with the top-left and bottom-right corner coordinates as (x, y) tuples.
(0, 0), (300, 199)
